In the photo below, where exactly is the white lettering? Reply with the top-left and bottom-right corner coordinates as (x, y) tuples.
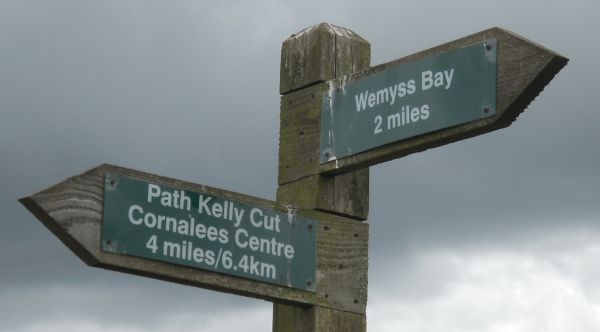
(128, 205), (143, 225)
(233, 207), (245, 227)
(355, 91), (369, 112)
(147, 184), (161, 203)
(212, 202), (223, 218)
(388, 85), (397, 105)
(422, 70), (433, 90)
(420, 104), (430, 120)
(422, 69), (454, 91)
(407, 79), (416, 94)
(368, 92), (376, 107)
(234, 228), (294, 258)
(198, 195), (212, 216)
(250, 208), (263, 228)
(235, 228), (249, 249)
(144, 212), (157, 228)
(444, 68), (454, 89)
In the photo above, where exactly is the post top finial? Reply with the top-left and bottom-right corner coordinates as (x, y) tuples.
(286, 22), (367, 43)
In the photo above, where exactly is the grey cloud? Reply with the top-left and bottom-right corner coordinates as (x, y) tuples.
(1, 0), (598, 331)
(0, 277), (271, 331)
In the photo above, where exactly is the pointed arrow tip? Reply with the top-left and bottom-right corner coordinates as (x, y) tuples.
(18, 179), (102, 268)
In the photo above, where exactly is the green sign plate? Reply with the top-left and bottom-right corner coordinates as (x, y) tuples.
(321, 39), (497, 163)
(101, 174), (317, 291)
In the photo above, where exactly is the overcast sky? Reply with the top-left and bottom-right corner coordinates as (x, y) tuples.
(1, 0), (598, 331)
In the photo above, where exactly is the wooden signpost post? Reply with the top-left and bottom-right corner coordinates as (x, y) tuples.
(20, 23), (567, 332)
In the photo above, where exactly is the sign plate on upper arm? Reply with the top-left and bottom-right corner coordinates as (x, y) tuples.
(320, 39), (497, 163)
(101, 174), (317, 291)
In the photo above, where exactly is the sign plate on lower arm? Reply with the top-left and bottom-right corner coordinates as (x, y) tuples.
(320, 39), (497, 163)
(101, 174), (317, 291)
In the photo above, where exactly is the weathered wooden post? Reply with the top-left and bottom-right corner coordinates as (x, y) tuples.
(274, 22), (371, 332)
(19, 21), (567, 332)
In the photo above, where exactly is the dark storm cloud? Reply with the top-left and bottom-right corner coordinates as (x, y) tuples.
(1, 0), (598, 331)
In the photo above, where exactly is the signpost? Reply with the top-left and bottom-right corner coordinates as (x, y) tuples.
(20, 23), (567, 332)
(278, 27), (568, 188)
(20, 164), (368, 312)
(320, 39), (498, 163)
(102, 173), (317, 290)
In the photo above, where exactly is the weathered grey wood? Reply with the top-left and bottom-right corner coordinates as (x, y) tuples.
(278, 86), (370, 219)
(332, 170), (369, 218)
(280, 22), (369, 94)
(275, 23), (370, 332)
(19, 163), (368, 314)
(273, 305), (315, 332)
(276, 171), (369, 220)
(278, 22), (371, 220)
(315, 307), (366, 331)
(277, 175), (334, 214)
(278, 27), (569, 183)
(278, 84), (325, 185)
(273, 305), (366, 332)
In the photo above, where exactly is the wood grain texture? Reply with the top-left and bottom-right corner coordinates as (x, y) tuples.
(278, 84), (325, 186)
(278, 23), (371, 220)
(280, 22), (369, 94)
(276, 175), (334, 214)
(276, 170), (369, 220)
(279, 27), (568, 181)
(273, 304), (316, 332)
(314, 307), (366, 332)
(19, 164), (367, 314)
(273, 305), (366, 332)
(275, 23), (371, 331)
(332, 170), (369, 219)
